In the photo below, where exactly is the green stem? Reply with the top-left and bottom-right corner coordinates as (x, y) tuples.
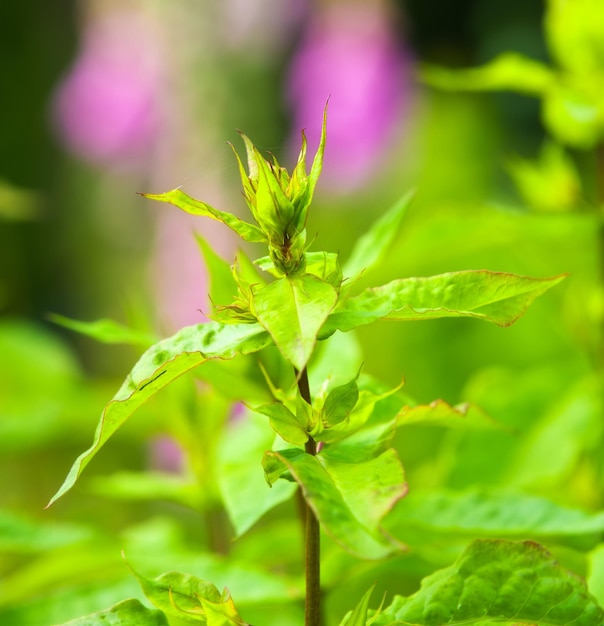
(297, 367), (321, 626)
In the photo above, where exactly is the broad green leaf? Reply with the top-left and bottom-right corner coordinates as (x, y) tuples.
(398, 400), (501, 430)
(251, 401), (309, 445)
(251, 274), (338, 371)
(339, 586), (376, 626)
(58, 599), (168, 626)
(374, 539), (604, 626)
(589, 545), (604, 607)
(386, 487), (604, 546)
(48, 313), (157, 347)
(218, 411), (298, 536)
(195, 234), (238, 311)
(131, 568), (249, 625)
(47, 322), (271, 506)
(142, 189), (266, 244)
(420, 52), (555, 95)
(324, 270), (565, 334)
(323, 373), (360, 427)
(343, 190), (415, 281)
(263, 449), (404, 559)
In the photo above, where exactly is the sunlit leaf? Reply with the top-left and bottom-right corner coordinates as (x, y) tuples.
(262, 448), (405, 559)
(251, 401), (309, 445)
(322, 373), (360, 427)
(48, 314), (157, 347)
(141, 189), (266, 244)
(420, 52), (555, 95)
(398, 399), (501, 430)
(131, 568), (249, 625)
(251, 274), (338, 371)
(343, 190), (415, 281)
(374, 539), (604, 625)
(48, 322), (271, 506)
(324, 270), (565, 334)
(58, 599), (168, 625)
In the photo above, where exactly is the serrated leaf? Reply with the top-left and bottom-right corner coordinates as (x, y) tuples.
(141, 189), (266, 244)
(398, 400), (501, 430)
(131, 568), (249, 625)
(47, 322), (271, 506)
(251, 274), (338, 371)
(57, 599), (169, 625)
(324, 271), (565, 334)
(420, 52), (555, 95)
(250, 401), (309, 445)
(262, 448), (405, 559)
(195, 234), (238, 312)
(374, 539), (604, 626)
(343, 190), (414, 281)
(48, 314), (157, 347)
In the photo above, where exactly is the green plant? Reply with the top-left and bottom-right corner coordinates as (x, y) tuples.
(45, 109), (604, 626)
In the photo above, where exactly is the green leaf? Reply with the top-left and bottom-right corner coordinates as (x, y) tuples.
(374, 539), (604, 626)
(195, 234), (238, 311)
(324, 270), (565, 334)
(398, 400), (501, 430)
(48, 313), (157, 347)
(47, 322), (271, 506)
(131, 568), (249, 625)
(262, 448), (405, 559)
(251, 274), (338, 371)
(323, 372), (360, 427)
(420, 52), (555, 95)
(386, 487), (604, 546)
(141, 189), (266, 244)
(251, 401), (309, 445)
(339, 586), (376, 626)
(343, 190), (414, 281)
(58, 599), (168, 626)
(588, 544), (604, 607)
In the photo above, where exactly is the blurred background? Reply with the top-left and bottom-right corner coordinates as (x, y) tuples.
(2, 0), (603, 624)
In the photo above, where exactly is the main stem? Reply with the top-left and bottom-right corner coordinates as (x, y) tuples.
(297, 366), (321, 626)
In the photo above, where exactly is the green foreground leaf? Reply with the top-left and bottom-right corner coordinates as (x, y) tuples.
(374, 539), (604, 626)
(48, 322), (271, 506)
(58, 599), (168, 626)
(325, 270), (565, 333)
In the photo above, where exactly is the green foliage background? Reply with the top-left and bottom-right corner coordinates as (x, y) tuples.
(2, 1), (604, 624)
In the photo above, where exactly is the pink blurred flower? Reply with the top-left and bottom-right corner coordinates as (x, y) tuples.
(51, 8), (165, 171)
(287, 2), (413, 192)
(149, 435), (185, 474)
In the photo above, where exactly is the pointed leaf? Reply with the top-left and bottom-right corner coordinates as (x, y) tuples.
(251, 274), (338, 370)
(58, 599), (169, 625)
(47, 322), (271, 506)
(141, 189), (266, 244)
(251, 401), (309, 445)
(398, 400), (501, 430)
(339, 586), (376, 626)
(324, 271), (566, 334)
(131, 568), (249, 625)
(374, 539), (604, 626)
(262, 448), (405, 559)
(420, 52), (555, 95)
(323, 373), (360, 427)
(343, 190), (415, 281)
(195, 234), (238, 311)
(48, 313), (156, 347)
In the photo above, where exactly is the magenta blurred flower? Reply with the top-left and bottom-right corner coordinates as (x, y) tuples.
(52, 8), (165, 171)
(149, 435), (185, 474)
(287, 2), (413, 192)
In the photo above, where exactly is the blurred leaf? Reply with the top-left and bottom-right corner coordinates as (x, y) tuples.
(0, 178), (41, 220)
(130, 567), (249, 625)
(420, 52), (555, 95)
(325, 271), (565, 333)
(58, 599), (168, 625)
(251, 274), (338, 371)
(507, 141), (582, 212)
(48, 322), (271, 506)
(142, 189), (266, 243)
(48, 314), (157, 347)
(374, 539), (604, 625)
(343, 190), (415, 282)
(217, 411), (297, 537)
(263, 448), (405, 559)
(338, 586), (375, 626)
(589, 544), (604, 607)
(386, 488), (604, 548)
(398, 400), (501, 430)
(195, 233), (238, 311)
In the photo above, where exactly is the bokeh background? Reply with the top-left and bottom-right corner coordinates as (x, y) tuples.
(2, 0), (603, 624)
